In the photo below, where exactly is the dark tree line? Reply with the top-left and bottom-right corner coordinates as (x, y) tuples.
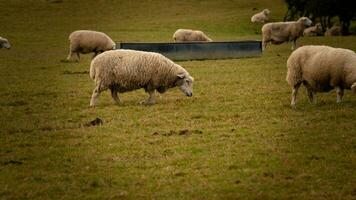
(284, 0), (356, 35)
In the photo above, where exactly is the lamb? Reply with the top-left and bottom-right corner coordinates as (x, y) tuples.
(66, 30), (116, 62)
(0, 37), (11, 49)
(324, 25), (341, 36)
(173, 29), (213, 42)
(251, 9), (270, 23)
(89, 49), (194, 106)
(286, 45), (356, 106)
(261, 17), (312, 51)
(303, 23), (322, 36)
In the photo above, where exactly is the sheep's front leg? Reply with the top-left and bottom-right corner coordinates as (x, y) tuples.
(307, 88), (316, 104)
(336, 87), (344, 103)
(110, 88), (122, 105)
(90, 86), (101, 107)
(291, 83), (301, 107)
(140, 90), (156, 105)
(291, 40), (297, 51)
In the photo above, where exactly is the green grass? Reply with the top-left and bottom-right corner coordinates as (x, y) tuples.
(1, 0), (355, 199)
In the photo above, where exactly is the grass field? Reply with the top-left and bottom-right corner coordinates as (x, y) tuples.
(0, 0), (355, 199)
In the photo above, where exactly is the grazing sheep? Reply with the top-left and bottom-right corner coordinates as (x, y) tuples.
(324, 25), (341, 36)
(303, 23), (322, 36)
(0, 37), (11, 49)
(261, 17), (312, 51)
(173, 29), (212, 42)
(67, 30), (116, 62)
(286, 45), (356, 106)
(89, 49), (194, 106)
(251, 9), (270, 23)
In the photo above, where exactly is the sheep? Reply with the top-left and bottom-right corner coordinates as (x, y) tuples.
(261, 17), (312, 51)
(324, 25), (341, 36)
(251, 9), (270, 23)
(0, 37), (11, 49)
(286, 45), (356, 106)
(173, 29), (212, 42)
(66, 30), (116, 62)
(303, 23), (322, 36)
(89, 49), (194, 106)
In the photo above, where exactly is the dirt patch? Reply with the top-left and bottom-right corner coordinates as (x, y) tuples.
(62, 70), (89, 75)
(152, 129), (203, 136)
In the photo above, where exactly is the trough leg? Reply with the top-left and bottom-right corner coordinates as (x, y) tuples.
(141, 90), (156, 105)
(90, 86), (101, 107)
(336, 87), (344, 103)
(291, 83), (301, 107)
(110, 88), (122, 105)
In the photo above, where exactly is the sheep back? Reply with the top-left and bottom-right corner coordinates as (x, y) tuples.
(173, 29), (212, 42)
(69, 30), (115, 53)
(90, 50), (189, 93)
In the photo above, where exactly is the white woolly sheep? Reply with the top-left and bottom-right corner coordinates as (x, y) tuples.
(89, 49), (194, 106)
(324, 25), (341, 36)
(67, 30), (116, 62)
(173, 29), (212, 42)
(251, 9), (270, 23)
(262, 17), (312, 51)
(286, 45), (356, 106)
(0, 37), (11, 49)
(303, 23), (322, 36)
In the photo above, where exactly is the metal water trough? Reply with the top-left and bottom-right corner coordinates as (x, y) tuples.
(116, 41), (262, 61)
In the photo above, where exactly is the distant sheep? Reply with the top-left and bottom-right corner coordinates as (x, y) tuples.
(303, 23), (322, 36)
(286, 45), (356, 106)
(89, 49), (194, 106)
(262, 17), (312, 50)
(324, 25), (341, 36)
(251, 9), (270, 23)
(67, 30), (116, 62)
(173, 29), (212, 42)
(0, 37), (11, 49)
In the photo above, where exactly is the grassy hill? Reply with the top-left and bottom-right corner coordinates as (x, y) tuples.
(0, 0), (355, 199)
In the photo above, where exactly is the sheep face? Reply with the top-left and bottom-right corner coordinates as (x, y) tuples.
(299, 17), (312, 27)
(176, 73), (194, 97)
(0, 39), (11, 49)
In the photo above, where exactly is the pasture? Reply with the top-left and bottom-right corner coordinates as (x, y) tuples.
(0, 0), (355, 199)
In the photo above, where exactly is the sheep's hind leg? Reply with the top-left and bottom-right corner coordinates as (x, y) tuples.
(140, 90), (156, 105)
(336, 87), (344, 103)
(110, 87), (122, 105)
(291, 83), (301, 107)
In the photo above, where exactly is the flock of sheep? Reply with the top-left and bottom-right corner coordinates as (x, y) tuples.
(2, 8), (355, 107)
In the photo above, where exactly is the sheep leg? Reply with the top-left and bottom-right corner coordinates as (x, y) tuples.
(291, 40), (297, 51)
(90, 86), (101, 107)
(307, 88), (316, 104)
(141, 90), (156, 105)
(66, 51), (74, 61)
(291, 83), (301, 107)
(336, 87), (344, 103)
(110, 87), (122, 105)
(75, 52), (80, 62)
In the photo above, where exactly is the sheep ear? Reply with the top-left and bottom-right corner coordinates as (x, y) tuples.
(177, 74), (185, 79)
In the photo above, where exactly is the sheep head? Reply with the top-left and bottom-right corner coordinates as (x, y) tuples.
(176, 73), (194, 97)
